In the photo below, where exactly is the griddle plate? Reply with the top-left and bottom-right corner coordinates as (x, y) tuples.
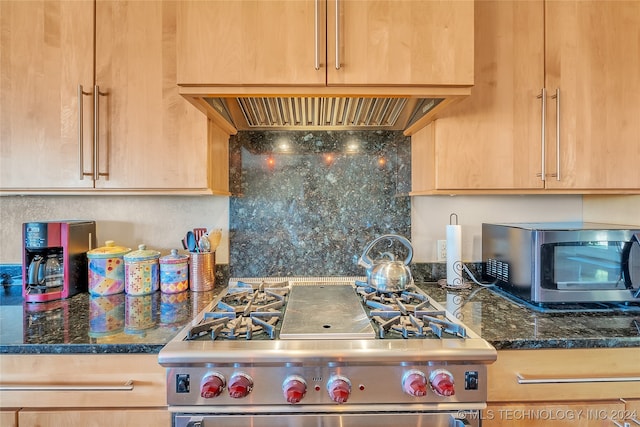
(279, 285), (376, 339)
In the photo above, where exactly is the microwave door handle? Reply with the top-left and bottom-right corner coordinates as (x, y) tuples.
(621, 235), (639, 296)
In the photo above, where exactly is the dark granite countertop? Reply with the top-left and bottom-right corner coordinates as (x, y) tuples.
(416, 282), (640, 350)
(0, 284), (221, 354)
(1, 281), (638, 354)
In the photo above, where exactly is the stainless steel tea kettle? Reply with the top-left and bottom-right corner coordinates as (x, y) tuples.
(358, 234), (413, 293)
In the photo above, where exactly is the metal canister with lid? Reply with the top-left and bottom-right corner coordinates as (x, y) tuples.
(159, 249), (189, 294)
(123, 244), (160, 295)
(87, 241), (131, 296)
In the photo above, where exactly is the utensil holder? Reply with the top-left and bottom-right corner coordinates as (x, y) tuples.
(189, 252), (215, 292)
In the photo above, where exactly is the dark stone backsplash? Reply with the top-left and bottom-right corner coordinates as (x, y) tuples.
(229, 131), (411, 277)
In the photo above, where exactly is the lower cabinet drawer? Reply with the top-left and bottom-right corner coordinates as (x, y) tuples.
(488, 348), (640, 402)
(0, 354), (166, 408)
(19, 408), (170, 427)
(483, 402), (627, 427)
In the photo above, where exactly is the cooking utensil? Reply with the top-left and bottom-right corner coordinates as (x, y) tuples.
(198, 235), (211, 253)
(207, 229), (222, 251)
(186, 231), (197, 252)
(193, 228), (207, 243)
(358, 234), (413, 293)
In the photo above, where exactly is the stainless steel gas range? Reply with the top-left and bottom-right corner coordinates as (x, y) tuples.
(158, 277), (497, 427)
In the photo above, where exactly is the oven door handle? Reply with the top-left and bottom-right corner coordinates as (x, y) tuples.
(516, 373), (640, 384)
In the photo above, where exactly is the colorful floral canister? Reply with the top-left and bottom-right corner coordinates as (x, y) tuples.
(123, 244), (160, 295)
(87, 241), (131, 296)
(159, 249), (189, 294)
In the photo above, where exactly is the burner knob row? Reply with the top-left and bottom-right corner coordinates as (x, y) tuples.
(199, 369), (455, 403)
(401, 369), (456, 397)
(200, 372), (253, 399)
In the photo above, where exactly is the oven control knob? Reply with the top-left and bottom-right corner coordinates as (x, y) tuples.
(402, 369), (428, 397)
(429, 369), (455, 397)
(282, 375), (307, 404)
(200, 372), (226, 399)
(228, 372), (254, 398)
(327, 375), (351, 404)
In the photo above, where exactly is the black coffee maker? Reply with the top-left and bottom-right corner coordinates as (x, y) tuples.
(23, 221), (96, 303)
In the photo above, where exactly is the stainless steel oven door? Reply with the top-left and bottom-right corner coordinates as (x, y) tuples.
(174, 411), (479, 427)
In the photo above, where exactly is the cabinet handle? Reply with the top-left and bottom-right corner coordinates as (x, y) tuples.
(335, 0), (340, 70)
(78, 85), (93, 180)
(550, 88), (561, 181)
(93, 85), (109, 181)
(516, 373), (640, 384)
(314, 0), (320, 70)
(536, 88), (547, 181)
(93, 84), (100, 181)
(0, 379), (134, 391)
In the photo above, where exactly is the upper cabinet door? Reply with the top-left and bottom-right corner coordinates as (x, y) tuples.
(326, 0), (474, 86)
(95, 1), (209, 190)
(544, 1), (640, 190)
(414, 0), (544, 191)
(176, 0), (326, 86)
(0, 0), (94, 190)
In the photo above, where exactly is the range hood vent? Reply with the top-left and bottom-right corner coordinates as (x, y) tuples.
(178, 86), (472, 135)
(204, 96), (443, 132)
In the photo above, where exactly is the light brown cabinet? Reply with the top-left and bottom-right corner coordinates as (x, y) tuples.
(0, 0), (94, 190)
(18, 409), (169, 427)
(0, 354), (170, 427)
(0, 410), (18, 427)
(412, 0), (640, 194)
(177, 0), (473, 87)
(624, 399), (640, 424)
(483, 348), (640, 427)
(0, 1), (228, 195)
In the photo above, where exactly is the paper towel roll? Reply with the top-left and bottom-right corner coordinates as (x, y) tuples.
(446, 224), (463, 286)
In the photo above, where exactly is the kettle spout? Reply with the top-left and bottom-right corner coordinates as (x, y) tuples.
(357, 256), (371, 269)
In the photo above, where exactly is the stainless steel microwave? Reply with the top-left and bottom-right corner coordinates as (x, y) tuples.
(482, 222), (640, 305)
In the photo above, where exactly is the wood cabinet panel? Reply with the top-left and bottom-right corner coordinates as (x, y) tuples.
(177, 0), (325, 86)
(177, 0), (473, 88)
(19, 409), (170, 427)
(487, 348), (640, 403)
(624, 399), (640, 423)
(483, 348), (640, 426)
(412, 0), (640, 193)
(0, 0), (94, 190)
(426, 0), (544, 191)
(543, 0), (640, 190)
(1, 0), (226, 194)
(0, 410), (18, 427)
(94, 0), (210, 190)
(484, 402), (625, 427)
(0, 354), (166, 408)
(326, 0), (473, 86)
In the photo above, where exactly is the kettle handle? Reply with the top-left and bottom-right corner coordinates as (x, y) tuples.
(358, 234), (413, 268)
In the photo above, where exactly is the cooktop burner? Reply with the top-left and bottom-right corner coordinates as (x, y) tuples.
(183, 277), (467, 342)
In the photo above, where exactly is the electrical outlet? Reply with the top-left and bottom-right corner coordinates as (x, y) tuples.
(437, 240), (447, 261)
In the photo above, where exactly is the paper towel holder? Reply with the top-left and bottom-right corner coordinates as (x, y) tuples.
(450, 213), (458, 225)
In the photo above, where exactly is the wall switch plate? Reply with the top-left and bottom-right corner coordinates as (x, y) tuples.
(437, 240), (447, 261)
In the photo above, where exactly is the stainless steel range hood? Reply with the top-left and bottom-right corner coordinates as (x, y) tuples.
(178, 86), (471, 136)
